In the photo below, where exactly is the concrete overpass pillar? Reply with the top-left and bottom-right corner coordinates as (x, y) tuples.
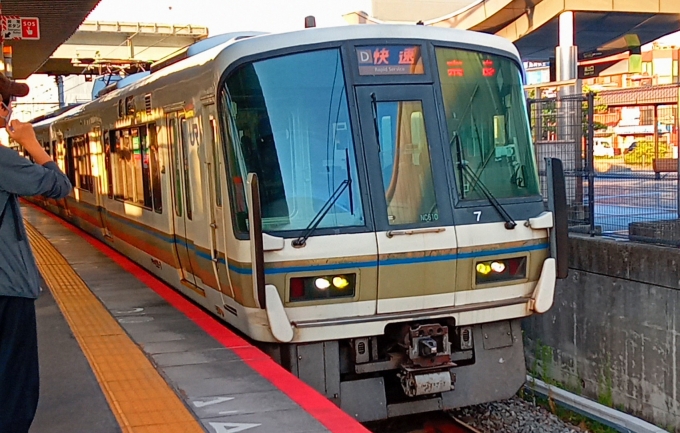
(55, 76), (65, 108)
(556, 12), (578, 89)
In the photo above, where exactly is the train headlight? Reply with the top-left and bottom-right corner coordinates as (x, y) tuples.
(290, 274), (356, 302)
(314, 278), (331, 290)
(490, 261), (506, 273)
(475, 257), (527, 285)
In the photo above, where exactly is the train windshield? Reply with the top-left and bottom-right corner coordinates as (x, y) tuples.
(223, 48), (365, 233)
(435, 47), (540, 201)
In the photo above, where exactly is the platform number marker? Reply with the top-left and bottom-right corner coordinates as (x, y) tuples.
(193, 396), (234, 407)
(208, 422), (261, 433)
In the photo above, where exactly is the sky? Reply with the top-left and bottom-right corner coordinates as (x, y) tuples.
(85, 0), (372, 34)
(86, 0), (680, 51)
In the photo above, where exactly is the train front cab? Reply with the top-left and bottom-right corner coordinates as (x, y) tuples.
(218, 35), (568, 422)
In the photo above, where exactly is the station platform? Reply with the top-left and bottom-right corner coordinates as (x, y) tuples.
(21, 202), (369, 433)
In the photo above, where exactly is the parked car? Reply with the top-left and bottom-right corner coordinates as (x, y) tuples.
(623, 141), (638, 155)
(593, 140), (615, 158)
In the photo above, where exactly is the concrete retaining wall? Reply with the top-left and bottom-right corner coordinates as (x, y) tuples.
(523, 235), (680, 432)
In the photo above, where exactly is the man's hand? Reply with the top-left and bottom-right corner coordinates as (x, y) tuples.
(6, 120), (38, 147)
(6, 120), (51, 165)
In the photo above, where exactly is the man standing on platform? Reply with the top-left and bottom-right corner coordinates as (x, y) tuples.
(0, 73), (72, 433)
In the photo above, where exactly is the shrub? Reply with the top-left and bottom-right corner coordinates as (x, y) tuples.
(623, 140), (670, 165)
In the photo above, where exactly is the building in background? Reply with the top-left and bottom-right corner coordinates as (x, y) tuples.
(14, 75), (95, 122)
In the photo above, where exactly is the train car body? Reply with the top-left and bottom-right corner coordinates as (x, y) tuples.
(26, 24), (567, 422)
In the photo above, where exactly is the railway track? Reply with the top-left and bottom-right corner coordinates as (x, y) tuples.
(365, 411), (482, 433)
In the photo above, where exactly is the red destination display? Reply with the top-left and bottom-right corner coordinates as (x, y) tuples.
(443, 58), (497, 78)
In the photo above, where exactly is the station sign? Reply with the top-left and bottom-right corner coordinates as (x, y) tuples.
(1, 16), (40, 40)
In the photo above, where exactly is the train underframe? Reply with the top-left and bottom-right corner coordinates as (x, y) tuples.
(264, 318), (526, 422)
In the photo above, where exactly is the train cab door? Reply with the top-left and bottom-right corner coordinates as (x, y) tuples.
(356, 85), (458, 313)
(203, 112), (228, 296)
(166, 112), (197, 285)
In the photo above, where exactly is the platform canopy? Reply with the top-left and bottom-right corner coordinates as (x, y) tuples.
(1, 0), (102, 79)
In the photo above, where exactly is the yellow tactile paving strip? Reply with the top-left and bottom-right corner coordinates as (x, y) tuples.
(26, 222), (205, 433)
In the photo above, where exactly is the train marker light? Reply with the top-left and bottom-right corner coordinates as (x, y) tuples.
(476, 263), (491, 275)
(332, 276), (350, 289)
(315, 278), (331, 290)
(290, 274), (357, 302)
(475, 256), (527, 285)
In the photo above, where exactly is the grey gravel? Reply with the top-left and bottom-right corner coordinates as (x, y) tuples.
(449, 395), (589, 433)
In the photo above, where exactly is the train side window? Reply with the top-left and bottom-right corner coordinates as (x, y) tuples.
(148, 125), (163, 213)
(138, 126), (152, 208)
(129, 128), (144, 205)
(168, 118), (183, 217)
(89, 127), (103, 195)
(179, 118), (193, 220)
(111, 130), (126, 200)
(104, 131), (114, 198)
(219, 90), (248, 233)
(209, 117), (222, 207)
(65, 137), (76, 187)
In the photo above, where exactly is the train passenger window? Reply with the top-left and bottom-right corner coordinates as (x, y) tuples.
(220, 91), (248, 232)
(117, 130), (133, 201)
(179, 118), (193, 220)
(222, 48), (365, 234)
(148, 125), (163, 213)
(168, 118), (183, 217)
(435, 47), (540, 201)
(138, 126), (152, 208)
(107, 126), (155, 209)
(209, 118), (222, 207)
(64, 137), (76, 188)
(375, 101), (438, 225)
(104, 132), (114, 198)
(88, 127), (104, 195)
(128, 128), (142, 205)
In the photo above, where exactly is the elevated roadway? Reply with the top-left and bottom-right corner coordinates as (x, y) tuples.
(344, 0), (680, 61)
(38, 21), (209, 76)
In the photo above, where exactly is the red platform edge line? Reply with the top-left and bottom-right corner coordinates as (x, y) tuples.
(24, 201), (369, 433)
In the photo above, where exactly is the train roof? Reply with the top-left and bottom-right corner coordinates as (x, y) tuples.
(36, 25), (523, 127)
(32, 104), (85, 128)
(213, 24), (523, 70)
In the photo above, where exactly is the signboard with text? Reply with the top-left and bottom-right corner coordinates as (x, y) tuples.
(356, 45), (424, 76)
(1, 16), (40, 40)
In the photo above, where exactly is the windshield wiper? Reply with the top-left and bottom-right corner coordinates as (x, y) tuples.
(292, 178), (351, 247)
(371, 92), (380, 151)
(453, 133), (517, 230)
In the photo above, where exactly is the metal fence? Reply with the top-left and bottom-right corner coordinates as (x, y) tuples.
(528, 93), (680, 247)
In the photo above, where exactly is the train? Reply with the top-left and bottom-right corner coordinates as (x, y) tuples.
(20, 24), (568, 422)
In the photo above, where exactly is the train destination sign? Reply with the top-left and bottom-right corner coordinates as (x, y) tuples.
(356, 45), (424, 76)
(443, 58), (497, 78)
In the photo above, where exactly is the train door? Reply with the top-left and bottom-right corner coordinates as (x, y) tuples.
(166, 112), (197, 285)
(203, 113), (228, 294)
(356, 85), (458, 313)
